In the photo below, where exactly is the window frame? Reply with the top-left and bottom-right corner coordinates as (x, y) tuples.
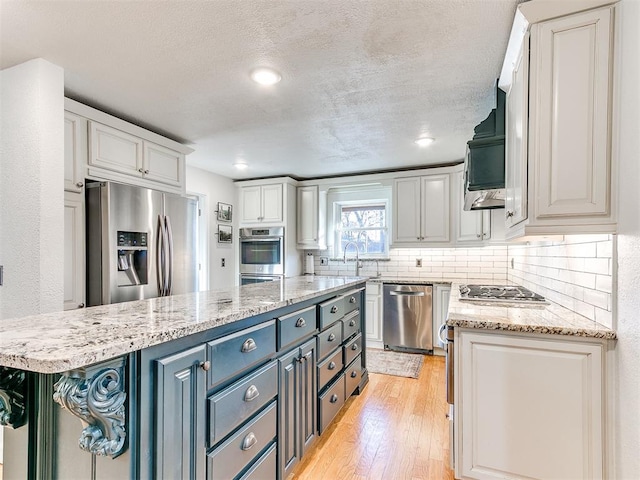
(333, 199), (390, 259)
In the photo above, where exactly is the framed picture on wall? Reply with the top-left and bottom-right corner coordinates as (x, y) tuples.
(218, 224), (232, 243)
(217, 202), (233, 222)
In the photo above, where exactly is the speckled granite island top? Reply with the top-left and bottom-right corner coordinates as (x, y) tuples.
(446, 281), (616, 340)
(0, 276), (366, 374)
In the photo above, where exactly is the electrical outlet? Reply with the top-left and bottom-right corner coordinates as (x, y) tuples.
(320, 257), (329, 266)
(416, 258), (422, 267)
(221, 258), (226, 267)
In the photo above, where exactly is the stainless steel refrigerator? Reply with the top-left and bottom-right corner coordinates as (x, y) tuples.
(86, 181), (198, 306)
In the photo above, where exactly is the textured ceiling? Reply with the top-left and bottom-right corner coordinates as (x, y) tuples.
(0, 0), (519, 180)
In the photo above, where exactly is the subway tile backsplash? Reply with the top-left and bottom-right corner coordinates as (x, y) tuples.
(507, 235), (614, 328)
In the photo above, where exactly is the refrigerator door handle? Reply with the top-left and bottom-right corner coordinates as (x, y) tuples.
(164, 215), (174, 296)
(157, 214), (167, 296)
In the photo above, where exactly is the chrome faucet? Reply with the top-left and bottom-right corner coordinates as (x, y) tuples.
(343, 241), (362, 276)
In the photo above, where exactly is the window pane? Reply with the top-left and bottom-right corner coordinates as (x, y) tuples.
(340, 205), (385, 228)
(340, 229), (387, 255)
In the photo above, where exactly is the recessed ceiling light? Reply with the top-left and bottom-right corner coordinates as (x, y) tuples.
(414, 137), (435, 147)
(250, 67), (282, 86)
(233, 161), (248, 170)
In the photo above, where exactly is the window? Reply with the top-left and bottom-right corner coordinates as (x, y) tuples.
(335, 202), (388, 258)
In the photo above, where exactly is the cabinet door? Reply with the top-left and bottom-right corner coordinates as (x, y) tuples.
(89, 121), (143, 177)
(64, 112), (87, 193)
(454, 170), (485, 243)
(240, 186), (263, 223)
(299, 339), (317, 456)
(421, 174), (450, 242)
(393, 177), (422, 243)
(432, 285), (450, 349)
(63, 192), (85, 311)
(365, 286), (383, 346)
(143, 141), (184, 188)
(505, 34), (529, 229)
(297, 186), (319, 248)
(532, 8), (612, 218)
(155, 344), (206, 480)
(458, 331), (604, 479)
(261, 184), (284, 223)
(278, 348), (299, 478)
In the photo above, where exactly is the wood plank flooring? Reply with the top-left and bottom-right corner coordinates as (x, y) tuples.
(289, 354), (454, 480)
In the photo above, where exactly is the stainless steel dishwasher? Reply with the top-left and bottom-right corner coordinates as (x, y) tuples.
(383, 284), (433, 353)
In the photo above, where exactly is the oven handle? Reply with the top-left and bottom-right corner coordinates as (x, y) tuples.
(239, 237), (283, 242)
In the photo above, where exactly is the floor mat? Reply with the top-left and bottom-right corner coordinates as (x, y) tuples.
(366, 348), (424, 378)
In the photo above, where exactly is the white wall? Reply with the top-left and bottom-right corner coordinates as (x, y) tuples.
(0, 58), (64, 469)
(186, 166), (238, 289)
(613, 0), (640, 476)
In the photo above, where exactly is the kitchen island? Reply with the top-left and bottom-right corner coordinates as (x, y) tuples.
(444, 281), (616, 480)
(0, 276), (368, 479)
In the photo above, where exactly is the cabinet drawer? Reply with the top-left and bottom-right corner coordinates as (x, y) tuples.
(317, 322), (343, 361)
(208, 361), (277, 447)
(207, 401), (276, 480)
(318, 374), (346, 435)
(278, 306), (317, 350)
(317, 348), (344, 392)
(343, 289), (362, 315)
(343, 333), (362, 367)
(345, 355), (362, 397)
(238, 442), (276, 480)
(318, 297), (343, 329)
(207, 321), (276, 388)
(342, 310), (360, 340)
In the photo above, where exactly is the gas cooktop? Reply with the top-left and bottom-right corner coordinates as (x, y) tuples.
(459, 284), (548, 305)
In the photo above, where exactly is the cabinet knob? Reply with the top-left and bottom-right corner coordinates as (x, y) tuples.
(349, 296), (356, 304)
(144, 169), (149, 174)
(241, 338), (257, 353)
(417, 237), (420, 240)
(138, 168), (144, 173)
(330, 306), (338, 314)
(349, 319), (356, 327)
(476, 234), (481, 238)
(241, 432), (257, 451)
(351, 344), (359, 351)
(295, 317), (306, 328)
(328, 361), (336, 370)
(244, 385), (260, 402)
(506, 210), (515, 218)
(200, 361), (211, 371)
(330, 394), (339, 404)
(77, 303), (85, 309)
(76, 181), (84, 188)
(350, 370), (358, 378)
(327, 333), (336, 342)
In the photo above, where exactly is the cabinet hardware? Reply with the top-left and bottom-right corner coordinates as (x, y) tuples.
(349, 296), (356, 304)
(144, 169), (149, 174)
(76, 181), (84, 188)
(349, 319), (356, 327)
(78, 303), (85, 309)
(476, 234), (481, 238)
(328, 362), (336, 370)
(200, 361), (211, 371)
(351, 344), (359, 351)
(416, 237), (420, 240)
(244, 385), (260, 402)
(241, 432), (257, 451)
(506, 210), (515, 218)
(330, 306), (338, 314)
(330, 394), (338, 404)
(295, 317), (306, 328)
(241, 338), (257, 353)
(327, 333), (336, 342)
(138, 168), (144, 173)
(350, 371), (358, 378)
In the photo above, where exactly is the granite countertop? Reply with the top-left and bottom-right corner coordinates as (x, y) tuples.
(0, 276), (366, 374)
(366, 277), (515, 286)
(446, 281), (616, 339)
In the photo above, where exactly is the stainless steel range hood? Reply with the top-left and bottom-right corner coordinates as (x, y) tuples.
(463, 86), (506, 210)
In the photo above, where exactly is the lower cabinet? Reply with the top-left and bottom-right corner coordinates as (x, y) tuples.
(365, 282), (383, 348)
(278, 338), (317, 479)
(432, 284), (451, 352)
(455, 329), (607, 479)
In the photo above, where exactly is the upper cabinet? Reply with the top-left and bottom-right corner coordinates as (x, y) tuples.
(239, 183), (284, 224)
(64, 112), (88, 193)
(393, 173), (450, 246)
(500, 2), (617, 238)
(453, 169), (490, 244)
(296, 185), (326, 250)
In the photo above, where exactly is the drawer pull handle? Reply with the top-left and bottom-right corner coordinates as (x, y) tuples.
(241, 432), (257, 451)
(330, 394), (339, 404)
(200, 361), (211, 371)
(328, 361), (336, 370)
(349, 319), (356, 327)
(295, 317), (306, 328)
(330, 306), (338, 314)
(350, 370), (358, 378)
(241, 338), (257, 353)
(244, 385), (260, 402)
(349, 296), (356, 304)
(351, 344), (359, 351)
(328, 333), (336, 342)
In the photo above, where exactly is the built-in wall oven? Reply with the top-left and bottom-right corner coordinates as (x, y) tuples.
(239, 227), (285, 284)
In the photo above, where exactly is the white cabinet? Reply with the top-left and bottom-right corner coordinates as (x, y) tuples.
(365, 282), (383, 349)
(455, 329), (606, 479)
(393, 174), (450, 245)
(453, 169), (490, 244)
(64, 112), (88, 193)
(296, 185), (326, 249)
(88, 121), (185, 191)
(501, 4), (616, 237)
(239, 184), (284, 224)
(432, 284), (451, 351)
(64, 192), (85, 311)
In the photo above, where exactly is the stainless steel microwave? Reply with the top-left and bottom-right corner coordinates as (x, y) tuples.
(239, 227), (285, 276)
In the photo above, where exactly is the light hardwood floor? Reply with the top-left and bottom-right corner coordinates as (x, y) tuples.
(290, 354), (455, 480)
